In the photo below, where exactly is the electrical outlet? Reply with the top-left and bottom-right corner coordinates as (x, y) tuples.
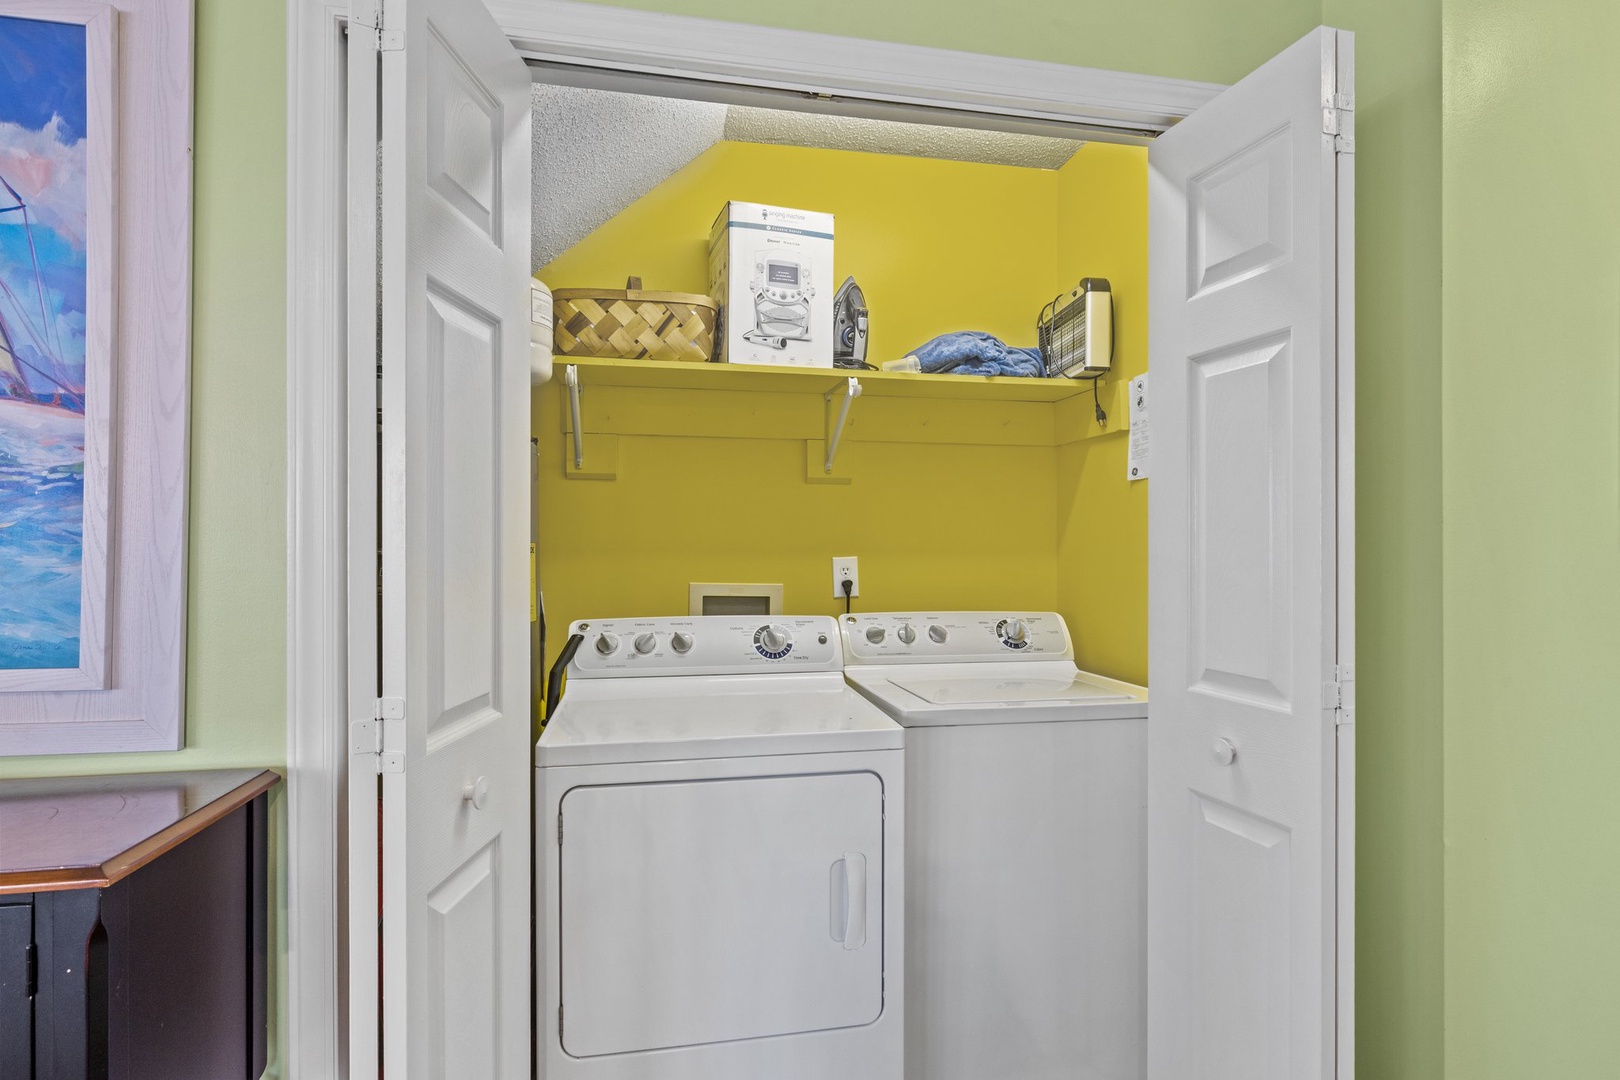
(832, 556), (860, 599)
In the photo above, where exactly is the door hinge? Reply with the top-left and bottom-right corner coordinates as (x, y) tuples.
(1323, 666), (1356, 725)
(352, 697), (406, 773)
(24, 942), (37, 998)
(556, 811), (563, 846)
(378, 27), (404, 51)
(558, 1004), (564, 1038)
(1323, 93), (1355, 154)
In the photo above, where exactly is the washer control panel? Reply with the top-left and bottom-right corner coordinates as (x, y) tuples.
(841, 612), (1073, 664)
(568, 615), (840, 677)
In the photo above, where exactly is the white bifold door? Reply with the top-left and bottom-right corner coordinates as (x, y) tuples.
(346, 0), (534, 1077)
(1147, 26), (1355, 1080)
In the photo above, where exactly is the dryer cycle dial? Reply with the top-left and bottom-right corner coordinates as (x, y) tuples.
(754, 625), (793, 660)
(996, 619), (1031, 650)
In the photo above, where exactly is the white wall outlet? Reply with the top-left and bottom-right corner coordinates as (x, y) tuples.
(832, 556), (860, 599)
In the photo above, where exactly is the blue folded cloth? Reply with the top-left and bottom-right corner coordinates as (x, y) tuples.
(905, 331), (1046, 378)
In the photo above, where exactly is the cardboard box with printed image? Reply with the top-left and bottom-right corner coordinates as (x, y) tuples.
(708, 201), (834, 367)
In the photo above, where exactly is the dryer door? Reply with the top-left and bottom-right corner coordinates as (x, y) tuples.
(559, 772), (885, 1057)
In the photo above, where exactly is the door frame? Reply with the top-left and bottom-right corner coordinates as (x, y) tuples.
(283, 3), (1329, 1077)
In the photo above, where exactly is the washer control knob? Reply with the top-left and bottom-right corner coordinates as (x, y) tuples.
(670, 632), (694, 655)
(634, 632), (658, 655)
(594, 632), (620, 656)
(865, 625), (886, 644)
(928, 624), (949, 644)
(760, 626), (787, 653)
(1003, 619), (1028, 644)
(896, 623), (917, 644)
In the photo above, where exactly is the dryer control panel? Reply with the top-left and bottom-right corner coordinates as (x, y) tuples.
(841, 612), (1074, 664)
(568, 615), (841, 677)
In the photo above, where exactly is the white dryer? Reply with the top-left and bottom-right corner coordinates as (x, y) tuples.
(841, 611), (1148, 1080)
(537, 615), (904, 1080)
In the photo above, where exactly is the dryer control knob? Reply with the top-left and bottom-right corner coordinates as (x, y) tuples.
(896, 623), (916, 644)
(865, 625), (886, 644)
(760, 626), (787, 653)
(670, 632), (694, 655)
(634, 632), (658, 655)
(1003, 619), (1028, 644)
(594, 632), (620, 656)
(928, 624), (949, 644)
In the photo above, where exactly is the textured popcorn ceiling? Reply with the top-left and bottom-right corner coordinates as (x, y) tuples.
(532, 85), (1084, 271)
(532, 84), (727, 270)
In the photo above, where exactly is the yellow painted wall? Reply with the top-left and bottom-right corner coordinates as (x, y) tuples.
(542, 141), (1064, 362)
(1053, 143), (1150, 685)
(536, 139), (1149, 683)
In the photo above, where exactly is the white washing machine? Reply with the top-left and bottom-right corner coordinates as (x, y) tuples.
(841, 611), (1148, 1080)
(536, 615), (904, 1080)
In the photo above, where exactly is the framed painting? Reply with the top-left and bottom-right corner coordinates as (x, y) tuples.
(0, 1), (115, 692)
(0, 0), (191, 755)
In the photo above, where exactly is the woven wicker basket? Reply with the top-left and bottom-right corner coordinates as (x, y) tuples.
(551, 277), (718, 363)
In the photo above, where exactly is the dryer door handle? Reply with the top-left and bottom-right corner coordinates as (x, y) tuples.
(829, 852), (868, 950)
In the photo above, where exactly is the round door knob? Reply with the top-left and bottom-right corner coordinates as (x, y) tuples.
(928, 624), (949, 644)
(1212, 738), (1237, 767)
(865, 625), (886, 644)
(1003, 619), (1027, 643)
(760, 626), (787, 652)
(670, 632), (694, 654)
(594, 632), (619, 656)
(462, 776), (489, 810)
(634, 632), (657, 654)
(897, 623), (916, 644)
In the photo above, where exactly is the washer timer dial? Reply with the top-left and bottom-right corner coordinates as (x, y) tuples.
(754, 624), (793, 660)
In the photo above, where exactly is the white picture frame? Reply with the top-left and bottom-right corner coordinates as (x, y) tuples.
(0, 1), (116, 693)
(0, 0), (193, 754)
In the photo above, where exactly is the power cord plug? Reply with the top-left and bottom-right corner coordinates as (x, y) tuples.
(841, 578), (854, 614)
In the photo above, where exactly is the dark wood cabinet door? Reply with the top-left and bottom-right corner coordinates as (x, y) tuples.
(0, 901), (31, 1080)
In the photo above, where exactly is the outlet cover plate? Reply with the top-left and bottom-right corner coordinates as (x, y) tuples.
(832, 556), (860, 599)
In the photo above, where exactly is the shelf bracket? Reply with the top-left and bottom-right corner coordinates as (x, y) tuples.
(565, 365), (583, 469)
(823, 376), (862, 473)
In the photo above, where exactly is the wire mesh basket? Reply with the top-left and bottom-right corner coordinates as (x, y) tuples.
(1037, 278), (1113, 380)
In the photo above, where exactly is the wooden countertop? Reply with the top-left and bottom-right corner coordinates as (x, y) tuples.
(0, 768), (281, 895)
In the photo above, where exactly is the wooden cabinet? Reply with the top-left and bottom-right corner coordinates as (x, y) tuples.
(0, 769), (279, 1080)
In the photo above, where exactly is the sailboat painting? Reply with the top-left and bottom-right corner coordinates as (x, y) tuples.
(0, 5), (114, 685)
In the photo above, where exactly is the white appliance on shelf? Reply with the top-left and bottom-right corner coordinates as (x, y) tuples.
(841, 611), (1149, 1080)
(537, 615), (904, 1080)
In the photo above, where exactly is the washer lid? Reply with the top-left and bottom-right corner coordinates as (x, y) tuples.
(846, 662), (1147, 727)
(888, 671), (1137, 707)
(537, 672), (902, 767)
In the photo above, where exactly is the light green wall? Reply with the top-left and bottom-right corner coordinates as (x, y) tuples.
(0, 0), (290, 1072)
(1319, 0), (1447, 1076)
(1442, 0), (1620, 1076)
(10, 3), (1548, 1080)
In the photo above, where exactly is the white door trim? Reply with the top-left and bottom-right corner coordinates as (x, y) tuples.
(285, 6), (1229, 1076)
(285, 3), (352, 1078)
(488, 0), (1222, 139)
